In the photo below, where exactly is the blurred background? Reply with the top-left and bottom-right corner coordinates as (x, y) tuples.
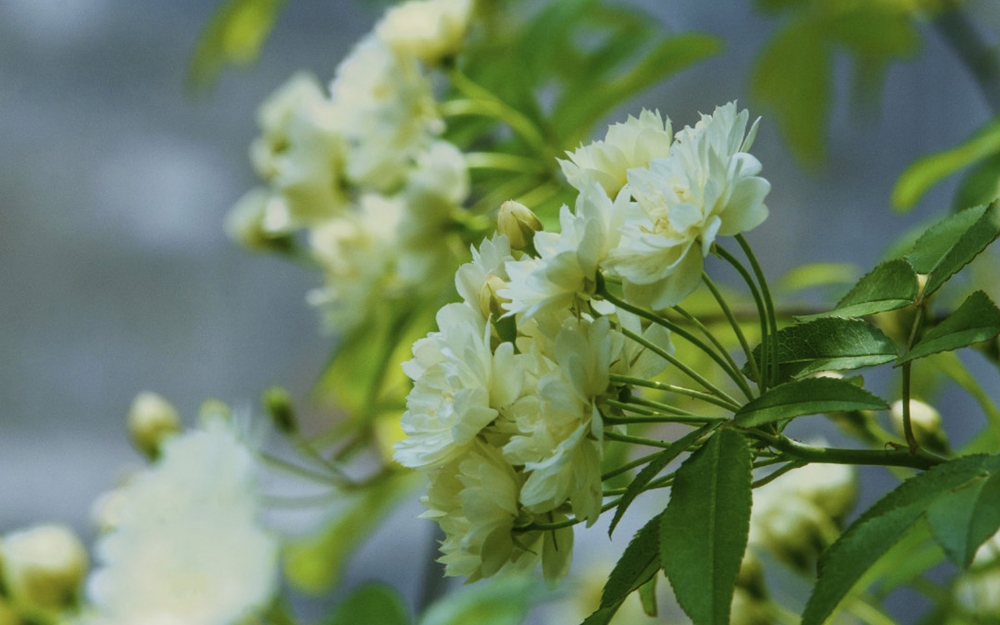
(1, 0), (999, 619)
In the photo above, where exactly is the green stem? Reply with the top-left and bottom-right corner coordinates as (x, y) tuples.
(259, 451), (347, 487)
(735, 234), (780, 387)
(261, 491), (340, 508)
(700, 272), (759, 390)
(901, 303), (927, 454)
(768, 434), (945, 471)
(751, 460), (805, 488)
(463, 151), (547, 173)
(602, 449), (667, 481)
(515, 499), (621, 532)
(712, 244), (770, 391)
(610, 373), (741, 412)
(618, 326), (743, 409)
(605, 430), (685, 449)
(674, 302), (755, 400)
(622, 395), (700, 417)
(604, 403), (726, 426)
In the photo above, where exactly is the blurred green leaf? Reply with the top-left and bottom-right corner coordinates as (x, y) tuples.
(922, 200), (1000, 297)
(898, 291), (1000, 365)
(751, 19), (832, 164)
(797, 259), (918, 321)
(905, 203), (989, 273)
(953, 152), (1000, 212)
(926, 469), (1000, 567)
(324, 583), (412, 625)
(284, 471), (419, 593)
(187, 0), (287, 93)
(583, 513), (662, 624)
(661, 429), (752, 625)
(419, 575), (545, 625)
(775, 262), (860, 295)
(893, 117), (1000, 212)
(734, 377), (888, 428)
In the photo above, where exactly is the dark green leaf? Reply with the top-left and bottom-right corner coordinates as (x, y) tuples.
(803, 454), (1000, 625)
(661, 429), (752, 625)
(797, 259), (918, 321)
(926, 469), (1000, 567)
(600, 514), (662, 608)
(420, 575), (544, 625)
(187, 0), (287, 93)
(953, 152), (1000, 211)
(893, 117), (1000, 212)
(923, 200), (1000, 297)
(898, 291), (1000, 365)
(751, 18), (832, 164)
(324, 583), (411, 625)
(905, 204), (988, 273)
(734, 377), (888, 428)
(746, 318), (898, 384)
(608, 424), (716, 536)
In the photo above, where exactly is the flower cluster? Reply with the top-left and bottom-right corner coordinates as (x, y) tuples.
(227, 0), (475, 332)
(396, 102), (770, 582)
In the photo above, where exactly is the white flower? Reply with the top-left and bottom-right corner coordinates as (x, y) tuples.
(83, 417), (279, 625)
(606, 102), (770, 309)
(330, 36), (441, 191)
(560, 109), (673, 197)
(455, 234), (514, 314)
(375, 0), (474, 65)
(0, 524), (88, 614)
(307, 193), (405, 333)
(250, 73), (347, 224)
(395, 303), (526, 470)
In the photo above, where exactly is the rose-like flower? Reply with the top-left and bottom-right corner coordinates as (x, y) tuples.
(605, 102), (770, 309)
(375, 0), (474, 65)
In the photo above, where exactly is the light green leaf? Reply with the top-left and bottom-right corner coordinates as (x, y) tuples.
(922, 200), (1000, 297)
(802, 454), (1000, 625)
(905, 204), (988, 273)
(775, 262), (860, 295)
(608, 424), (716, 536)
(284, 472), (418, 593)
(898, 291), (1000, 365)
(324, 582), (412, 625)
(581, 513), (661, 625)
(661, 429), (752, 625)
(953, 152), (1000, 211)
(734, 377), (888, 428)
(893, 117), (1000, 212)
(751, 18), (832, 164)
(420, 575), (544, 625)
(638, 574), (658, 617)
(187, 0), (287, 93)
(746, 318), (898, 383)
(797, 259), (918, 321)
(926, 470), (1000, 567)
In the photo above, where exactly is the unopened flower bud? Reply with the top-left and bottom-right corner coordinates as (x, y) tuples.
(262, 386), (297, 434)
(224, 188), (295, 254)
(127, 392), (181, 459)
(0, 524), (87, 614)
(730, 587), (772, 625)
(890, 399), (949, 453)
(478, 274), (510, 320)
(198, 398), (232, 428)
(497, 200), (542, 252)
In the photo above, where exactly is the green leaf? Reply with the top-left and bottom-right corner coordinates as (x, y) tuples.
(775, 262), (860, 295)
(661, 429), (752, 625)
(324, 583), (411, 625)
(922, 200), (1000, 297)
(581, 513), (662, 625)
(419, 575), (545, 625)
(926, 468), (1000, 567)
(638, 574), (658, 617)
(905, 204), (989, 273)
(751, 18), (832, 164)
(898, 291), (1000, 365)
(746, 318), (898, 383)
(608, 424), (716, 536)
(187, 0), (287, 93)
(802, 454), (1000, 625)
(796, 259), (918, 321)
(284, 472), (419, 593)
(893, 117), (1000, 212)
(734, 377), (888, 428)
(953, 152), (1000, 211)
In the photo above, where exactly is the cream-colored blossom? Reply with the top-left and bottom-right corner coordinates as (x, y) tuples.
(83, 417), (279, 625)
(250, 72), (346, 224)
(375, 0), (474, 65)
(606, 102), (770, 309)
(330, 35), (441, 191)
(560, 109), (672, 197)
(126, 392), (181, 459)
(395, 303), (526, 470)
(455, 234), (513, 314)
(0, 524), (88, 614)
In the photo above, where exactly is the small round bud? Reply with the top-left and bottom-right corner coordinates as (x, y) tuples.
(262, 386), (297, 434)
(890, 398), (949, 453)
(478, 274), (510, 320)
(0, 524), (88, 614)
(127, 392), (181, 459)
(497, 200), (542, 252)
(224, 188), (296, 254)
(198, 398), (232, 428)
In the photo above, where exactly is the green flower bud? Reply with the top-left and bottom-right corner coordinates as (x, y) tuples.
(478, 274), (510, 321)
(127, 392), (181, 460)
(497, 200), (542, 252)
(0, 525), (88, 614)
(262, 386), (297, 434)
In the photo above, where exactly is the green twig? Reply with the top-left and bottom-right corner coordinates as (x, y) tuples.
(610, 373), (741, 412)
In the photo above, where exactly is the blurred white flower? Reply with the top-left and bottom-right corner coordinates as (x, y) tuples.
(375, 0), (474, 65)
(606, 102), (770, 309)
(0, 524), (88, 614)
(250, 72), (347, 224)
(83, 417), (278, 625)
(395, 303), (526, 470)
(560, 109), (673, 197)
